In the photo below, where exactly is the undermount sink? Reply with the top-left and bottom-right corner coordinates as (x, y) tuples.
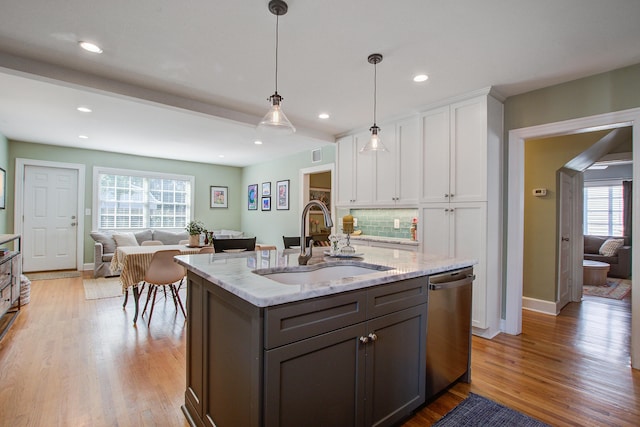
(254, 263), (392, 285)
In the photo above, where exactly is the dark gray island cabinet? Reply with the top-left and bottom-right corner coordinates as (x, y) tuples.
(183, 271), (428, 427)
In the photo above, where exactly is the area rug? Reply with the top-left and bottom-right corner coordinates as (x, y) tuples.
(433, 393), (550, 427)
(83, 277), (124, 300)
(583, 278), (631, 300)
(25, 270), (82, 280)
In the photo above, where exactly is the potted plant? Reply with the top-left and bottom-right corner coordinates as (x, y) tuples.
(186, 220), (205, 246)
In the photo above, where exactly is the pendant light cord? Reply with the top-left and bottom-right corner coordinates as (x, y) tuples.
(275, 14), (279, 94)
(373, 60), (377, 125)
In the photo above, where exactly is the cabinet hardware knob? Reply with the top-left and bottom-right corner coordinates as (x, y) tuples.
(368, 333), (378, 341)
(71, 222), (77, 226)
(444, 194), (449, 198)
(561, 237), (569, 242)
(359, 336), (369, 344)
(450, 194), (454, 198)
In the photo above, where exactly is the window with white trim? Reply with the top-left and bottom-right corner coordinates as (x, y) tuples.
(94, 167), (194, 230)
(583, 182), (623, 236)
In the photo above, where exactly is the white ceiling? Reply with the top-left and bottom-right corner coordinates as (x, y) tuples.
(0, 0), (639, 167)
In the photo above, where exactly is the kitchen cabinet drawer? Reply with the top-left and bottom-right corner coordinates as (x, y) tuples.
(366, 276), (427, 319)
(265, 289), (367, 349)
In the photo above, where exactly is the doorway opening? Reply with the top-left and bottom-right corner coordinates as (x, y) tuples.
(505, 107), (639, 368)
(299, 164), (335, 245)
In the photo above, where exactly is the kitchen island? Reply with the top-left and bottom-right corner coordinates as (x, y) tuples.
(175, 246), (474, 427)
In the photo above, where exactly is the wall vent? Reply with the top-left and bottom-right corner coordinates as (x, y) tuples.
(311, 148), (322, 163)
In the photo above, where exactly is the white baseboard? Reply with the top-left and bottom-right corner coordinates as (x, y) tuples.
(522, 296), (559, 316)
(83, 263), (94, 271)
(472, 326), (501, 339)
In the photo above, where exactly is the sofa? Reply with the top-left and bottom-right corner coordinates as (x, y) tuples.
(583, 235), (632, 279)
(91, 229), (189, 277)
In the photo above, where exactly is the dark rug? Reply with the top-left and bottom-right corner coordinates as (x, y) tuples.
(433, 393), (550, 427)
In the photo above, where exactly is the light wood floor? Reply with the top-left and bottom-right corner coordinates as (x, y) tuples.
(0, 276), (637, 426)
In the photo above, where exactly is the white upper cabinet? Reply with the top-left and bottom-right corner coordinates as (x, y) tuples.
(337, 118), (419, 208)
(421, 95), (497, 203)
(336, 132), (374, 206)
(375, 118), (419, 206)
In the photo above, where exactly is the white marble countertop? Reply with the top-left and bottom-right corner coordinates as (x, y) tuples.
(349, 235), (419, 246)
(175, 246), (475, 308)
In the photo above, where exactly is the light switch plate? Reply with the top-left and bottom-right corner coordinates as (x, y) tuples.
(353, 218), (358, 227)
(394, 219), (400, 229)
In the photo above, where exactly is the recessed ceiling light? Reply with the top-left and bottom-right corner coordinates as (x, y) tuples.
(78, 135), (89, 139)
(218, 154), (225, 158)
(254, 140), (263, 145)
(79, 41), (103, 54)
(77, 106), (92, 113)
(318, 113), (330, 119)
(413, 74), (429, 83)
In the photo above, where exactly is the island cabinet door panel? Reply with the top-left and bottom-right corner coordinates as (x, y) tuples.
(365, 305), (427, 427)
(205, 286), (262, 427)
(185, 275), (205, 420)
(264, 323), (367, 427)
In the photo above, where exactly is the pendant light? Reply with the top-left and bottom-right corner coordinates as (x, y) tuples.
(360, 53), (388, 152)
(258, 0), (296, 134)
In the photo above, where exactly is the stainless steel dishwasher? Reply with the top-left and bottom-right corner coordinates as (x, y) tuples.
(425, 267), (474, 400)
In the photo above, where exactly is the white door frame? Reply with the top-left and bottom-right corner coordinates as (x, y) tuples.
(505, 107), (640, 369)
(15, 158), (86, 271)
(299, 163), (335, 234)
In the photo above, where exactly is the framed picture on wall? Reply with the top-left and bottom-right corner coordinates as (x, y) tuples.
(276, 179), (289, 210)
(210, 186), (228, 208)
(262, 197), (271, 211)
(262, 182), (271, 196)
(248, 184), (258, 210)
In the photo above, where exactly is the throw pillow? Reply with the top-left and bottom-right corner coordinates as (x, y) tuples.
(112, 232), (140, 247)
(599, 238), (624, 256)
(90, 231), (117, 253)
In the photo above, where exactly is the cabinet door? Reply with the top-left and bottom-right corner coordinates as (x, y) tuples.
(365, 305), (427, 427)
(185, 274), (205, 420)
(450, 97), (487, 202)
(450, 203), (488, 329)
(337, 136), (355, 205)
(420, 204), (452, 257)
(374, 127), (397, 205)
(354, 132), (374, 205)
(421, 106), (450, 203)
(264, 323), (367, 427)
(396, 118), (419, 205)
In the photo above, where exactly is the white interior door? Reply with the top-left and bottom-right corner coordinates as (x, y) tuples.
(22, 165), (79, 272)
(558, 170), (573, 310)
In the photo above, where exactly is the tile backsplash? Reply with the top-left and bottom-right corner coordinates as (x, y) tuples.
(337, 208), (418, 239)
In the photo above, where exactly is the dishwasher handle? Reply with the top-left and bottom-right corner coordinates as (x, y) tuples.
(429, 274), (475, 291)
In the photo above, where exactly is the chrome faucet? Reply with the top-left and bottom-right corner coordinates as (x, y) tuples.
(298, 200), (333, 265)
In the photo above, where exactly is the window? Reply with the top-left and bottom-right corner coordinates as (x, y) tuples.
(94, 167), (194, 230)
(583, 182), (623, 236)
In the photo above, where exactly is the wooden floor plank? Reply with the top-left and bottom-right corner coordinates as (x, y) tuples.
(0, 277), (637, 426)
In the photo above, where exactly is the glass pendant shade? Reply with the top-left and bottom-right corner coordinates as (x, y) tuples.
(360, 125), (388, 152)
(259, 93), (296, 134)
(258, 0), (295, 134)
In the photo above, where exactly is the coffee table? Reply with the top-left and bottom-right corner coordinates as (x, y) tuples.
(583, 260), (610, 286)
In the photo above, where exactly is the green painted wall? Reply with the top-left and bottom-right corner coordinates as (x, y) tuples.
(241, 145), (336, 248)
(505, 62), (640, 305)
(0, 132), (7, 234)
(8, 140), (242, 265)
(523, 132), (607, 301)
(505, 63), (640, 131)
